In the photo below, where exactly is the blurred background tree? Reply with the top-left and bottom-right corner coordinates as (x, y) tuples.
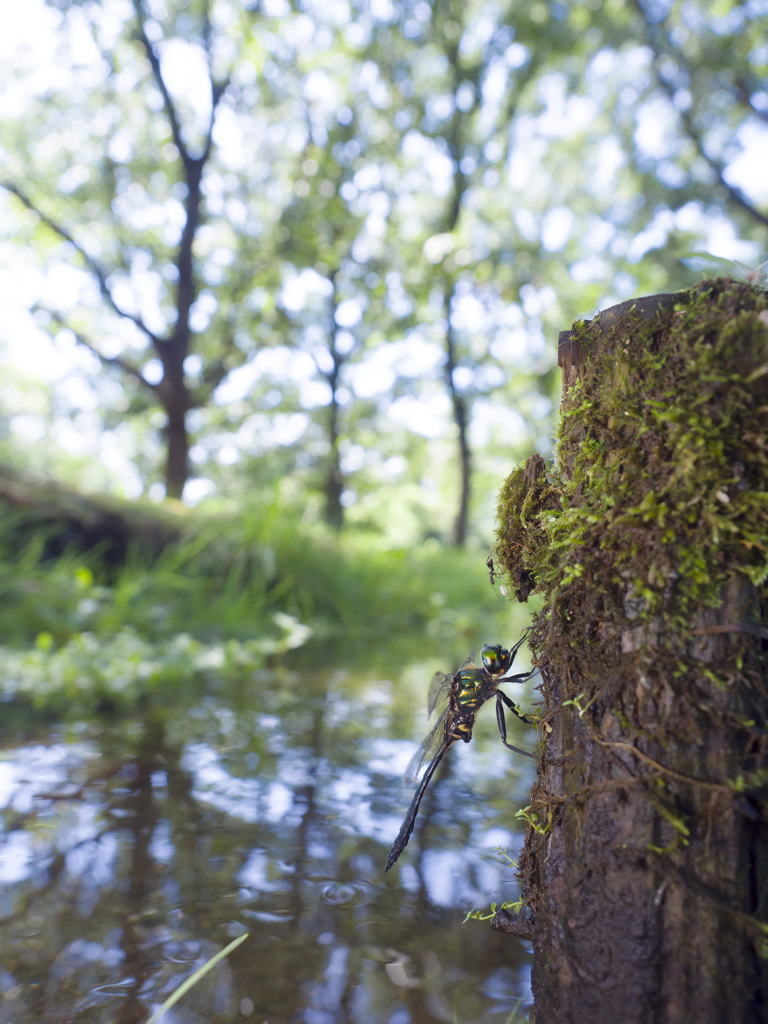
(0, 0), (766, 544)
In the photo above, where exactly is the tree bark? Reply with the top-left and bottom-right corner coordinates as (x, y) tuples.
(440, 22), (473, 548)
(494, 280), (768, 1023)
(163, 394), (191, 501)
(325, 388), (344, 532)
(322, 272), (345, 531)
(444, 281), (471, 547)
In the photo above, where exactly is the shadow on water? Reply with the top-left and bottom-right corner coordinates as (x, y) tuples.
(0, 648), (536, 1024)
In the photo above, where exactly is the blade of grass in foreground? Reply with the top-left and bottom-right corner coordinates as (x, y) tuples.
(145, 932), (249, 1024)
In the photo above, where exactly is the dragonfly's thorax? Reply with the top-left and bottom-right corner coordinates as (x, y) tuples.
(454, 667), (485, 709)
(446, 668), (501, 745)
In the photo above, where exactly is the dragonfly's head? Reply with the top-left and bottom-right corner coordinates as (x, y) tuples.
(480, 643), (511, 677)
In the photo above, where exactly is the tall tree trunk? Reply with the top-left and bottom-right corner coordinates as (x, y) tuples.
(158, 320), (192, 500)
(135, 6), (225, 501)
(444, 283), (471, 547)
(325, 390), (343, 531)
(440, 24), (472, 548)
(158, 155), (203, 500)
(323, 272), (345, 531)
(163, 396), (190, 501)
(494, 280), (768, 1022)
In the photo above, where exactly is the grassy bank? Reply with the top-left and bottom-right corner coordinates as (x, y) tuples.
(0, 497), (523, 714)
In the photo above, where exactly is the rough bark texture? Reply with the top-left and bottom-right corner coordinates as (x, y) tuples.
(494, 279), (768, 1023)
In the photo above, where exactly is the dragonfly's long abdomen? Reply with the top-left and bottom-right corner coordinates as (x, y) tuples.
(384, 744), (451, 872)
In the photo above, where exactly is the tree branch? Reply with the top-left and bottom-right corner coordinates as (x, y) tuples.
(132, 0), (189, 166)
(657, 74), (768, 231)
(633, 0), (768, 231)
(202, 0), (230, 162)
(200, 0), (226, 154)
(133, 0), (228, 357)
(133, 0), (228, 167)
(191, 330), (241, 405)
(44, 309), (157, 393)
(205, 74), (231, 161)
(735, 79), (768, 125)
(2, 181), (165, 345)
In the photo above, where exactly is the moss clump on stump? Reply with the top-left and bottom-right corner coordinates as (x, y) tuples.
(494, 278), (768, 1023)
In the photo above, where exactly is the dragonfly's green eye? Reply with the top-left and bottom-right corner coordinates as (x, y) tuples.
(481, 644), (509, 676)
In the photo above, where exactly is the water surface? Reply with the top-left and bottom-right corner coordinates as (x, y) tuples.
(0, 651), (537, 1023)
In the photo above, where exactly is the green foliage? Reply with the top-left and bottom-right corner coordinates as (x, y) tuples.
(561, 691), (598, 717)
(0, 498), (513, 712)
(463, 898), (524, 923)
(463, 847), (527, 925)
(514, 804), (551, 835)
(3, 0), (765, 539)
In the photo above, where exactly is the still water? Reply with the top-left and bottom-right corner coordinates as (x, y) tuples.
(0, 649), (537, 1024)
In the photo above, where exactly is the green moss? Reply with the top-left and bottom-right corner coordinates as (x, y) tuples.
(495, 278), (768, 629)
(492, 278), (768, 852)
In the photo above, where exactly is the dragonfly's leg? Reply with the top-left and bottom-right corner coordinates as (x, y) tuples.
(498, 667), (540, 686)
(507, 627), (531, 665)
(498, 688), (536, 725)
(495, 694), (536, 758)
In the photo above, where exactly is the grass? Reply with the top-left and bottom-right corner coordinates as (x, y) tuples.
(145, 932), (249, 1024)
(0, 500), (523, 711)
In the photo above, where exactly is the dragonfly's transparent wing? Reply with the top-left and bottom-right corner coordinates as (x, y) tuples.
(426, 648), (476, 716)
(426, 671), (453, 718)
(458, 647), (477, 672)
(404, 710), (450, 784)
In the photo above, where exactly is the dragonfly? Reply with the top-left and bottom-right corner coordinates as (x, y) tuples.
(384, 630), (537, 872)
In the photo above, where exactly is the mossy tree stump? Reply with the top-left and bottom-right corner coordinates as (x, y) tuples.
(495, 279), (768, 1023)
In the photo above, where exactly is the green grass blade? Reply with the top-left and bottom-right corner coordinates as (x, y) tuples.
(504, 997), (526, 1022)
(145, 931), (249, 1024)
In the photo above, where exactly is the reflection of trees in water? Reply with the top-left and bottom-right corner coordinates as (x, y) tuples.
(117, 717), (161, 1024)
(0, 711), (244, 1022)
(0, 683), (532, 1023)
